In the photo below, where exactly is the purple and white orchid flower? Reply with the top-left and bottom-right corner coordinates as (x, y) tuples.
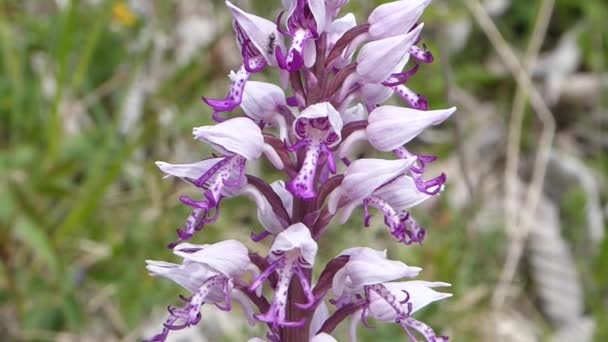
(203, 1), (284, 113)
(146, 0), (456, 340)
(328, 247), (451, 342)
(287, 102), (343, 200)
(145, 240), (257, 342)
(156, 117), (282, 247)
(276, 0), (327, 71)
(250, 222), (318, 330)
(328, 158), (433, 244)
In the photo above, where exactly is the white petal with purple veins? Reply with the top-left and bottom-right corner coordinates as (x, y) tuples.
(155, 158), (224, 181)
(145, 260), (219, 296)
(367, 281), (452, 321)
(295, 102), (344, 145)
(373, 175), (432, 210)
(332, 247), (421, 295)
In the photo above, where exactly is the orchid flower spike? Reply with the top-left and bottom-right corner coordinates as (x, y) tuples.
(147, 0), (455, 340)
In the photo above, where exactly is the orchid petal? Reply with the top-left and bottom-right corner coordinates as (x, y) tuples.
(294, 102), (344, 146)
(355, 24), (423, 83)
(308, 0), (327, 33)
(368, 0), (431, 39)
(367, 281), (452, 322)
(367, 106), (457, 151)
(155, 158), (225, 181)
(241, 81), (287, 123)
(270, 223), (318, 267)
(226, 1), (282, 65)
(193, 117), (264, 160)
(342, 249), (422, 293)
(373, 175), (432, 210)
(341, 158), (417, 202)
(173, 240), (250, 278)
(310, 302), (330, 338)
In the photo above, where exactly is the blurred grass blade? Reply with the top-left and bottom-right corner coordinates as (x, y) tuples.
(14, 215), (59, 277)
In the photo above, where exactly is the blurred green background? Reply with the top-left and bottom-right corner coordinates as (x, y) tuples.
(1, 0), (606, 341)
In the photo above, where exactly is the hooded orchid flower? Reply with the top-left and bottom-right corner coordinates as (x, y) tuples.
(146, 0), (455, 340)
(249, 223), (318, 330)
(156, 118), (282, 247)
(355, 281), (452, 342)
(368, 0), (434, 62)
(328, 247), (451, 342)
(328, 158), (432, 244)
(144, 240), (256, 342)
(341, 105), (456, 195)
(276, 0), (327, 71)
(203, 2), (284, 113)
(337, 24), (431, 110)
(287, 102), (343, 200)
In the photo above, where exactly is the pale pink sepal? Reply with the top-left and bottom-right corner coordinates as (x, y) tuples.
(155, 158), (225, 181)
(193, 117), (264, 160)
(367, 106), (457, 151)
(340, 158), (417, 203)
(332, 247), (421, 296)
(368, 0), (432, 39)
(270, 222), (318, 267)
(355, 24), (423, 83)
(172, 240), (250, 279)
(225, 1), (283, 65)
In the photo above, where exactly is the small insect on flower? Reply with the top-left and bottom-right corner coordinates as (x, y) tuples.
(267, 32), (277, 55)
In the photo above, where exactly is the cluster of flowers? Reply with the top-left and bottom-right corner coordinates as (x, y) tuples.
(146, 0), (456, 341)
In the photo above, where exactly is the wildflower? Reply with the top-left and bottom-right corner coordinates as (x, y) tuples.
(145, 240), (256, 341)
(249, 223), (318, 330)
(286, 102), (343, 200)
(203, 1), (283, 113)
(156, 117), (281, 247)
(330, 247), (451, 342)
(146, 0), (455, 340)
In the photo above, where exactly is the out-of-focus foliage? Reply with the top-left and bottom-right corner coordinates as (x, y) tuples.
(0, 0), (606, 341)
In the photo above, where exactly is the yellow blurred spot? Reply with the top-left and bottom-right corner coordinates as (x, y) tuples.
(112, 2), (137, 26)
